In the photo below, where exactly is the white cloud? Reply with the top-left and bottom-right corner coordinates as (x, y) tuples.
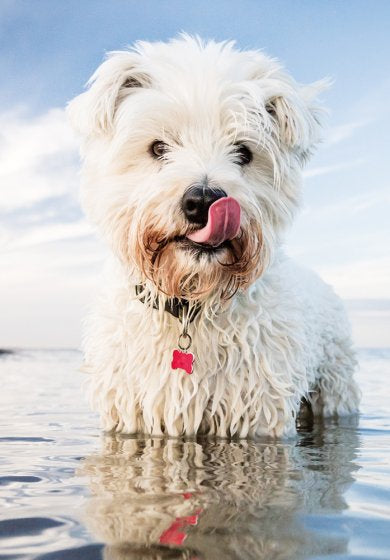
(0, 107), (104, 348)
(318, 256), (390, 300)
(350, 78), (390, 121)
(0, 230), (106, 348)
(325, 119), (372, 146)
(0, 108), (78, 211)
(303, 158), (366, 179)
(300, 187), (390, 219)
(3, 220), (94, 251)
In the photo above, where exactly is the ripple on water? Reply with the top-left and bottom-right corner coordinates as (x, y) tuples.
(0, 476), (42, 486)
(0, 517), (64, 538)
(34, 543), (104, 560)
(0, 437), (55, 443)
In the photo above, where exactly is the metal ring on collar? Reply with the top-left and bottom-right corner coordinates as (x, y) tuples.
(178, 333), (192, 351)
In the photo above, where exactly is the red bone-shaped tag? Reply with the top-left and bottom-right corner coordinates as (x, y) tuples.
(159, 492), (202, 546)
(171, 349), (194, 375)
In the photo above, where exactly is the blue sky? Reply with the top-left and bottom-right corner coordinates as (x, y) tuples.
(0, 0), (389, 347)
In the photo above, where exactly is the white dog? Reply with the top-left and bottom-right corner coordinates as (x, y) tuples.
(68, 35), (360, 438)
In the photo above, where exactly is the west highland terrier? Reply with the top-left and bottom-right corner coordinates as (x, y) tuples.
(68, 35), (360, 438)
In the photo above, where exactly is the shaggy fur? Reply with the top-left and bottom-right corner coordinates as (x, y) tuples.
(68, 35), (360, 438)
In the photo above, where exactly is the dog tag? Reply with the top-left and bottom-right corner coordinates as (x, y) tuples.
(171, 332), (194, 374)
(171, 349), (194, 375)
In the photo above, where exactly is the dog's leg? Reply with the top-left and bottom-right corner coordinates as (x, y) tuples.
(310, 337), (360, 418)
(82, 280), (143, 434)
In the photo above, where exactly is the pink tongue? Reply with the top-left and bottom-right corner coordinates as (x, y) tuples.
(186, 197), (241, 247)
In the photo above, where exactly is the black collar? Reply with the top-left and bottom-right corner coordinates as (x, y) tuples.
(135, 284), (201, 323)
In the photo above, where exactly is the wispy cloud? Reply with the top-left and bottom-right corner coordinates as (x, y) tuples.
(300, 188), (390, 218)
(3, 219), (94, 251)
(0, 108), (78, 212)
(325, 119), (372, 146)
(0, 108), (91, 260)
(303, 158), (366, 179)
(350, 78), (390, 121)
(0, 107), (106, 348)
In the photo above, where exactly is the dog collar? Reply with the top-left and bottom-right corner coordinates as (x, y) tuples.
(135, 285), (201, 375)
(135, 284), (201, 324)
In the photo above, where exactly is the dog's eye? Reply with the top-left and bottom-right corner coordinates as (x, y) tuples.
(265, 101), (277, 117)
(234, 144), (253, 166)
(150, 140), (169, 159)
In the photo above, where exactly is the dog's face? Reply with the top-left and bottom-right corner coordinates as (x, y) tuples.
(69, 36), (323, 301)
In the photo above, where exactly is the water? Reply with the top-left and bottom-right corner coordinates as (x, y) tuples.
(0, 349), (389, 560)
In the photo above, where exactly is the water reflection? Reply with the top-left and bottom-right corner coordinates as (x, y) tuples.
(81, 419), (360, 560)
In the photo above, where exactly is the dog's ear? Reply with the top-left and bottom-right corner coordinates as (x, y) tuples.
(67, 51), (150, 138)
(265, 79), (330, 157)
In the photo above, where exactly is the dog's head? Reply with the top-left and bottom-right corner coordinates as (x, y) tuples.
(69, 35), (325, 301)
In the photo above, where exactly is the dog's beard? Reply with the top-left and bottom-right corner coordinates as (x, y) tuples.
(129, 217), (266, 302)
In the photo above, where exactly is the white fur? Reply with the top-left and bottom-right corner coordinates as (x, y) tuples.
(68, 35), (360, 438)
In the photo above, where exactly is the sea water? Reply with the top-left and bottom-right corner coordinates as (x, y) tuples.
(0, 348), (389, 559)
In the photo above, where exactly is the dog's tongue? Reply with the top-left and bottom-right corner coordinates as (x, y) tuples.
(186, 197), (241, 247)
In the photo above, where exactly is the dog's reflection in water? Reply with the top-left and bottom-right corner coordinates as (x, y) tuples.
(81, 421), (359, 560)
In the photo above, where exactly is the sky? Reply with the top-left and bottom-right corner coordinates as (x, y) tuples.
(0, 0), (389, 348)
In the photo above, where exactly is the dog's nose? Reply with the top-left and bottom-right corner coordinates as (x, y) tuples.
(181, 185), (227, 224)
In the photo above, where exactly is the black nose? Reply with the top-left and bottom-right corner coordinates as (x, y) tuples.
(181, 185), (227, 224)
